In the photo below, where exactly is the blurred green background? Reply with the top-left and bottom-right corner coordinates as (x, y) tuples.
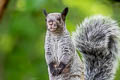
(0, 0), (120, 80)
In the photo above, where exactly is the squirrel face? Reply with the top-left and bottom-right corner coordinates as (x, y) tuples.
(43, 7), (68, 33)
(46, 13), (64, 32)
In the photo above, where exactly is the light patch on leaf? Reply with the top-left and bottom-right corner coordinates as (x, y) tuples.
(62, 0), (113, 16)
(16, 0), (26, 11)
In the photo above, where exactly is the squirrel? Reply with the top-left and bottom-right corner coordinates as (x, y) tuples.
(43, 8), (84, 80)
(43, 7), (120, 80)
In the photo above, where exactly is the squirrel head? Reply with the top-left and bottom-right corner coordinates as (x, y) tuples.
(43, 7), (68, 33)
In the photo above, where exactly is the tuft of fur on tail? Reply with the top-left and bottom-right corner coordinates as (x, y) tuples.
(72, 15), (120, 80)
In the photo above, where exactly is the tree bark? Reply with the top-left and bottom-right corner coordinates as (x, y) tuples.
(0, 0), (9, 20)
(0, 0), (9, 80)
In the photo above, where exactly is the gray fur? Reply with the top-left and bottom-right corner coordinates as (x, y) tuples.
(44, 12), (84, 80)
(73, 15), (120, 80)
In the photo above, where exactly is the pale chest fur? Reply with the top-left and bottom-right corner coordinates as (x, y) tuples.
(45, 31), (75, 63)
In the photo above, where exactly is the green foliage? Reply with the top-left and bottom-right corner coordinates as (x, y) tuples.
(0, 0), (120, 80)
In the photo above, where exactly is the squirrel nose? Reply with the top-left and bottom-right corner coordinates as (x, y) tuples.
(49, 20), (53, 25)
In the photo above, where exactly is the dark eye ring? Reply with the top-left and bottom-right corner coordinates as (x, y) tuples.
(57, 18), (61, 21)
(45, 18), (47, 21)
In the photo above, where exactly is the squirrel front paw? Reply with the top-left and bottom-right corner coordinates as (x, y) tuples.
(49, 62), (66, 76)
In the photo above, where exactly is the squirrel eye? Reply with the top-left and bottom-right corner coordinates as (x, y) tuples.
(45, 18), (47, 21)
(57, 18), (61, 21)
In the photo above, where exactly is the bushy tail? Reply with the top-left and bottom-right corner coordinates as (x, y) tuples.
(72, 15), (120, 80)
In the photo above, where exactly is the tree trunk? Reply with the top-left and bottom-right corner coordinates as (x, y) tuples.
(0, 0), (9, 20)
(0, 0), (9, 80)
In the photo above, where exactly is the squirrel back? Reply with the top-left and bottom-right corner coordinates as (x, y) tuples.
(73, 15), (120, 80)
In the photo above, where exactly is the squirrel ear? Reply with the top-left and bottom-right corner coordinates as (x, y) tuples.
(43, 9), (48, 17)
(61, 7), (69, 21)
